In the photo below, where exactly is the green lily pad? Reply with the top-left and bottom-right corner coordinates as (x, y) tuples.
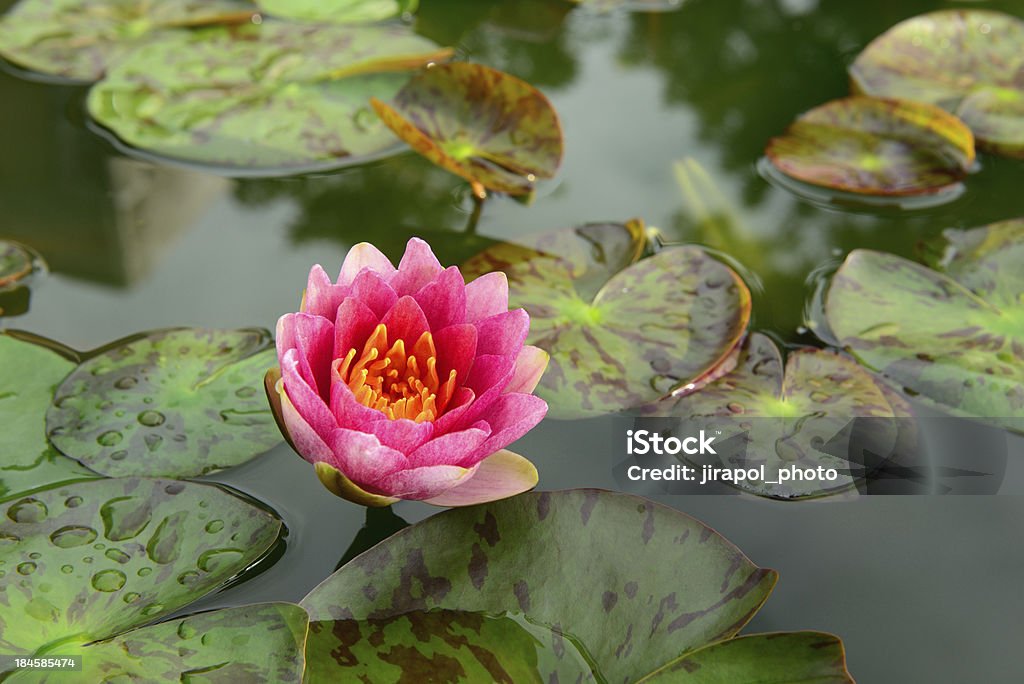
(850, 10), (1024, 158)
(0, 333), (99, 504)
(371, 62), (564, 196)
(766, 96), (975, 196)
(0, 477), (283, 657)
(305, 610), (594, 683)
(301, 490), (777, 684)
(256, 0), (417, 24)
(0, 241), (39, 289)
(824, 222), (1024, 431)
(86, 21), (453, 172)
(462, 221), (751, 419)
(0, 0), (257, 82)
(46, 328), (282, 478)
(636, 632), (853, 683)
(639, 333), (909, 499)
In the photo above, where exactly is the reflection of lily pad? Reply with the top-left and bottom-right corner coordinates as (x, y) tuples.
(302, 490), (778, 684)
(766, 96), (975, 196)
(0, 0), (257, 82)
(87, 22), (452, 172)
(306, 611), (594, 682)
(0, 478), (282, 657)
(46, 328), (282, 478)
(256, 0), (416, 24)
(850, 10), (1024, 158)
(462, 221), (751, 419)
(371, 62), (563, 195)
(640, 333), (909, 499)
(824, 221), (1024, 432)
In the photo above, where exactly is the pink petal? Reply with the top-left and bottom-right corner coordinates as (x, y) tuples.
(505, 346), (549, 395)
(371, 464), (477, 500)
(464, 353), (517, 396)
(302, 265), (349, 320)
(474, 309), (530, 357)
(338, 242), (396, 287)
(381, 296), (430, 346)
(329, 428), (409, 485)
(413, 266), (467, 331)
(278, 381), (336, 464)
(276, 313), (334, 399)
(330, 373), (388, 427)
(433, 324), (478, 387)
(422, 450), (538, 507)
(348, 269), (398, 319)
(366, 418), (434, 454)
(389, 238), (444, 295)
(432, 387), (476, 434)
(405, 423), (491, 467)
(280, 349), (338, 446)
(333, 298), (380, 360)
(469, 393), (547, 462)
(465, 272), (509, 323)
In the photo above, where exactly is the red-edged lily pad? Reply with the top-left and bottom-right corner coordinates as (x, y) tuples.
(371, 62), (564, 196)
(766, 96), (975, 196)
(850, 10), (1024, 158)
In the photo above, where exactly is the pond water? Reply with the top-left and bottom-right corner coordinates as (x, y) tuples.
(2, 0), (1023, 682)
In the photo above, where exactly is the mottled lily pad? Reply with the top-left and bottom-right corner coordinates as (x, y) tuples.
(301, 490), (777, 684)
(0, 0), (257, 82)
(0, 478), (282, 657)
(850, 10), (1024, 158)
(462, 221), (751, 419)
(765, 96), (975, 196)
(87, 22), (453, 172)
(371, 62), (564, 196)
(0, 333), (98, 504)
(824, 221), (1024, 431)
(305, 610), (594, 683)
(46, 328), (282, 478)
(256, 0), (416, 24)
(639, 333), (909, 499)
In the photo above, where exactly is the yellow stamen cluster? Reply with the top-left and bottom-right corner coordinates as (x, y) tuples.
(336, 323), (457, 423)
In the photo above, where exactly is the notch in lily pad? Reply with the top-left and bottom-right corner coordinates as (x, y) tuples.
(851, 10), (1024, 158)
(371, 62), (564, 198)
(766, 96), (975, 197)
(462, 220), (751, 419)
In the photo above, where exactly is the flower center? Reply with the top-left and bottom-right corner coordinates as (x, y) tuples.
(335, 323), (457, 423)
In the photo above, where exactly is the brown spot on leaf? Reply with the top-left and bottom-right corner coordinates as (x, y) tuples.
(468, 543), (488, 589)
(514, 580), (531, 612)
(473, 511), (500, 547)
(602, 591), (618, 613)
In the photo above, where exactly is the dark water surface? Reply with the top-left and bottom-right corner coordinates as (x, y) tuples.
(2, 1), (1023, 682)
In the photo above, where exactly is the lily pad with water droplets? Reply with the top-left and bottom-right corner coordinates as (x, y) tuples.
(462, 221), (751, 419)
(850, 10), (1024, 158)
(371, 62), (564, 196)
(86, 21), (453, 173)
(256, 0), (417, 24)
(46, 328), (282, 478)
(824, 220), (1024, 432)
(0, 478), (282, 659)
(302, 490), (778, 684)
(765, 96), (975, 196)
(0, 0), (257, 82)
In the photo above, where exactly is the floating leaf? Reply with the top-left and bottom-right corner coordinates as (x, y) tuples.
(850, 10), (1024, 158)
(636, 632), (853, 683)
(87, 22), (453, 172)
(371, 62), (563, 195)
(301, 490), (777, 684)
(462, 222), (751, 419)
(824, 222), (1024, 431)
(0, 334), (98, 504)
(0, 478), (282, 657)
(766, 96), (975, 196)
(0, 241), (38, 289)
(305, 610), (594, 683)
(0, 0), (257, 82)
(46, 328), (282, 478)
(256, 0), (416, 24)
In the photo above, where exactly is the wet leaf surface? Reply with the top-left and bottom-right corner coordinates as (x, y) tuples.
(87, 21), (452, 172)
(256, 0), (416, 24)
(372, 62), (563, 195)
(0, 0), (257, 82)
(0, 478), (282, 657)
(462, 222), (751, 419)
(766, 96), (975, 196)
(850, 10), (1024, 158)
(301, 490), (777, 684)
(305, 610), (594, 683)
(46, 328), (281, 478)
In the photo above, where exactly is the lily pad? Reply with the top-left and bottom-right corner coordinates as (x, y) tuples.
(824, 222), (1024, 431)
(850, 10), (1024, 158)
(371, 62), (564, 196)
(0, 241), (38, 289)
(305, 610), (594, 683)
(0, 333), (98, 504)
(301, 490), (777, 684)
(87, 21), (453, 172)
(46, 328), (282, 478)
(0, 477), (282, 657)
(639, 333), (909, 499)
(256, 0), (417, 24)
(766, 96), (975, 196)
(0, 0), (257, 82)
(462, 222), (751, 419)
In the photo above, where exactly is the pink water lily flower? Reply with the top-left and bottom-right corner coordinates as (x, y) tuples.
(266, 238), (549, 507)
